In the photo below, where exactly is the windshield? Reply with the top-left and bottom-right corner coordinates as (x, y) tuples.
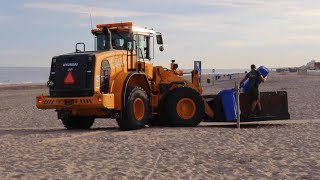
(95, 31), (133, 51)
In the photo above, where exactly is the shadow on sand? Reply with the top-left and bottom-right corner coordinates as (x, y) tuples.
(198, 123), (286, 129)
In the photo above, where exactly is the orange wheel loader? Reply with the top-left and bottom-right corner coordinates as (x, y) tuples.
(36, 22), (290, 130)
(36, 22), (214, 130)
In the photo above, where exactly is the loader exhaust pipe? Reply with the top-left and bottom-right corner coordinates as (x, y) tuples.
(103, 27), (112, 50)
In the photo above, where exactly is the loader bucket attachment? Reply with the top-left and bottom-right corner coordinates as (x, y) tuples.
(203, 91), (290, 122)
(239, 91), (290, 122)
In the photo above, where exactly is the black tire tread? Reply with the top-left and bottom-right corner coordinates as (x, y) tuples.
(62, 116), (95, 130)
(117, 86), (150, 130)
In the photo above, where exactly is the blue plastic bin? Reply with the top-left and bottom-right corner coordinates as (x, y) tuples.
(258, 66), (269, 77)
(242, 66), (269, 92)
(218, 88), (237, 121)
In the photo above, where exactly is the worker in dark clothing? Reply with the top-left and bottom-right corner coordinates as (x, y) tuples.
(240, 64), (267, 117)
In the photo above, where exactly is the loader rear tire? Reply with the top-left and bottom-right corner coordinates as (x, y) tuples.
(61, 116), (95, 130)
(165, 87), (204, 127)
(117, 86), (150, 130)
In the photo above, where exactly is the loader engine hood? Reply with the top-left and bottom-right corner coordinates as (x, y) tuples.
(48, 52), (96, 97)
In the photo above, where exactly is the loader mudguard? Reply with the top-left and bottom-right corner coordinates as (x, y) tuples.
(112, 72), (151, 110)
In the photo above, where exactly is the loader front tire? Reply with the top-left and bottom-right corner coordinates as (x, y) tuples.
(117, 86), (150, 130)
(165, 87), (205, 127)
(61, 116), (95, 130)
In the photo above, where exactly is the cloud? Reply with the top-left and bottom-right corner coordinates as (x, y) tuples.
(218, 40), (248, 48)
(15, 0), (320, 68)
(0, 15), (13, 21)
(286, 10), (320, 17)
(0, 49), (50, 55)
(191, 0), (268, 7)
(288, 35), (320, 41)
(24, 2), (150, 18)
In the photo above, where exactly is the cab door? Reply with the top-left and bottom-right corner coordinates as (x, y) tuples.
(135, 34), (154, 79)
(136, 34), (153, 61)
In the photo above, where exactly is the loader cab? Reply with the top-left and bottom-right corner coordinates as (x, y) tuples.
(92, 22), (162, 61)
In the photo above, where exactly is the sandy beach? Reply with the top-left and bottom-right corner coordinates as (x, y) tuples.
(0, 72), (319, 179)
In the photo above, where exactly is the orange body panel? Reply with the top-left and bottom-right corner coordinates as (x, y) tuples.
(96, 22), (134, 29)
(36, 94), (110, 117)
(92, 22), (134, 34)
(36, 94), (105, 109)
(110, 72), (130, 110)
(94, 50), (125, 93)
(151, 66), (202, 94)
(151, 66), (214, 118)
(138, 61), (153, 80)
(37, 49), (139, 114)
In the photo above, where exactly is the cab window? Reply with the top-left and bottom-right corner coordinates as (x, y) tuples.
(136, 35), (153, 60)
(137, 35), (147, 59)
(95, 31), (133, 51)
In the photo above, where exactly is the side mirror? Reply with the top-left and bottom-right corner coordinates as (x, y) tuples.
(76, 43), (85, 52)
(156, 33), (163, 45)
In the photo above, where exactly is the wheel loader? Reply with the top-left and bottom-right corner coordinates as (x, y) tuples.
(36, 22), (290, 130)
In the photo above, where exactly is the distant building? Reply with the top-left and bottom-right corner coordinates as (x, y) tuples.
(276, 68), (286, 73)
(288, 68), (298, 72)
(305, 60), (319, 70)
(315, 62), (320, 70)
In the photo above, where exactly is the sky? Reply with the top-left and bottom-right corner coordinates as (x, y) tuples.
(0, 0), (320, 69)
